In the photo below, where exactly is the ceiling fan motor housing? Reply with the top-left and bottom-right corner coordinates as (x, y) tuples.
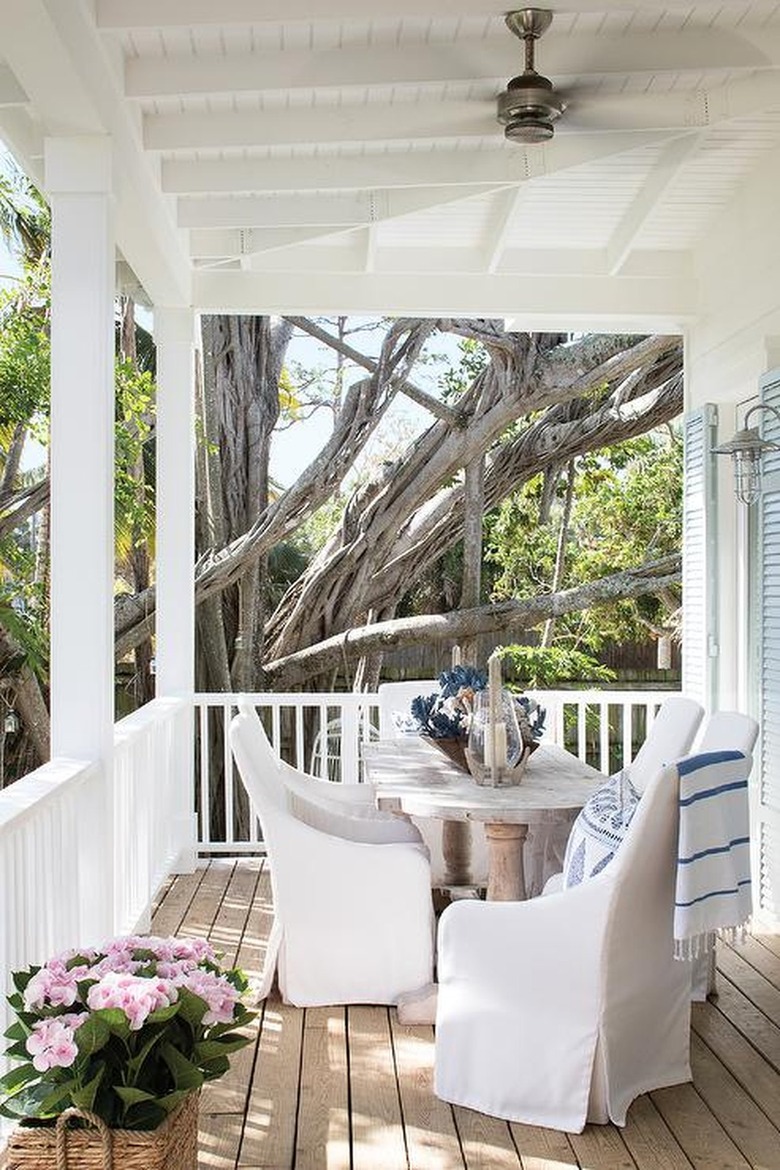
(497, 72), (565, 142)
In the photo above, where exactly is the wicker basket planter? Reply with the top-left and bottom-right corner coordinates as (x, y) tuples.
(6, 1091), (198, 1170)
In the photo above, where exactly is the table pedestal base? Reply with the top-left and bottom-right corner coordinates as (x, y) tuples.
(442, 820), (473, 887)
(485, 822), (528, 901)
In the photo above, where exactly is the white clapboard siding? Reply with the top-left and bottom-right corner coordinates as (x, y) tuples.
(757, 370), (780, 927)
(682, 405), (718, 711)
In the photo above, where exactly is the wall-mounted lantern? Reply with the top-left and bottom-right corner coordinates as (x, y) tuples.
(713, 403), (780, 505)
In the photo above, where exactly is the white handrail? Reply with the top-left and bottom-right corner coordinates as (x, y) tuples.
(193, 688), (674, 853)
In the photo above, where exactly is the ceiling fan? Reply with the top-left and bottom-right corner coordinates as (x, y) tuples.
(497, 8), (568, 143)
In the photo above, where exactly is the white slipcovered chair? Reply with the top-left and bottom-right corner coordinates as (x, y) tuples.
(377, 680), (490, 889)
(628, 695), (705, 790)
(235, 698), (420, 843)
(540, 694), (704, 898)
(230, 708), (435, 1006)
(696, 710), (758, 756)
(434, 757), (695, 1132)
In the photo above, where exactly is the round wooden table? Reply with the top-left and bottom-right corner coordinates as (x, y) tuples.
(364, 738), (605, 901)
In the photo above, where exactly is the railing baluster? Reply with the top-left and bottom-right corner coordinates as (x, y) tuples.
(199, 702), (211, 847)
(600, 703), (610, 774)
(223, 703), (235, 849)
(622, 700), (634, 768)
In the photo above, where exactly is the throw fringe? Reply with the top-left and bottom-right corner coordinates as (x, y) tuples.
(673, 921), (751, 961)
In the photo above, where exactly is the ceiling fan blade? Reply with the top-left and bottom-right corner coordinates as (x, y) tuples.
(559, 73), (780, 133)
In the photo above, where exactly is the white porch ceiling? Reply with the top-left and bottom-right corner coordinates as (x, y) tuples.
(1, 0), (780, 329)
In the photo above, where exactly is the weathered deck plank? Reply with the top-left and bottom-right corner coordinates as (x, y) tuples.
(142, 863), (780, 1170)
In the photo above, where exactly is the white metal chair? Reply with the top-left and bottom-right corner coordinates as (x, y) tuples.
(434, 757), (697, 1132)
(230, 708), (435, 1006)
(377, 680), (490, 889)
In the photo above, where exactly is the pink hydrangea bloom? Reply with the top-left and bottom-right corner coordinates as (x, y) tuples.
(86, 972), (178, 1030)
(183, 970), (240, 1024)
(25, 1018), (79, 1072)
(171, 937), (216, 963)
(23, 967), (80, 1011)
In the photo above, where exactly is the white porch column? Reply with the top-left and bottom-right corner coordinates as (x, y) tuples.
(47, 137), (115, 762)
(154, 307), (197, 872)
(46, 136), (115, 941)
(154, 308), (196, 697)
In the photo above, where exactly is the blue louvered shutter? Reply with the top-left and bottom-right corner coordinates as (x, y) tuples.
(757, 372), (780, 925)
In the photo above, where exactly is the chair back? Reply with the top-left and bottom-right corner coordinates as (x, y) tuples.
(235, 698), (285, 774)
(696, 711), (758, 757)
(377, 680), (439, 738)
(629, 696), (703, 792)
(230, 710), (287, 816)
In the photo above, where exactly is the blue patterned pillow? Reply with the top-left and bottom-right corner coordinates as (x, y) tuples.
(562, 769), (640, 888)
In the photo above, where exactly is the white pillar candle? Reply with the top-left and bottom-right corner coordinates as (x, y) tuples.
(484, 721), (508, 769)
(487, 652), (503, 781)
(451, 644), (462, 668)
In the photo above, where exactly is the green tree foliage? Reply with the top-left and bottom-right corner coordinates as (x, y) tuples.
(486, 428), (682, 654)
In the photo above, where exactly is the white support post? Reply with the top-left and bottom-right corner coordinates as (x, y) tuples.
(154, 307), (197, 870)
(46, 135), (115, 940)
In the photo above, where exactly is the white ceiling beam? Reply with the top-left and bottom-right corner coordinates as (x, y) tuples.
(202, 240), (692, 281)
(0, 64), (28, 106)
(192, 266), (696, 331)
(161, 133), (668, 194)
(178, 184), (498, 232)
(125, 29), (780, 100)
(96, 0), (779, 30)
(145, 74), (780, 152)
(144, 101), (495, 151)
(606, 134), (700, 276)
(188, 226), (349, 257)
(483, 188), (525, 275)
(245, 237), (368, 272)
(179, 192), (374, 229)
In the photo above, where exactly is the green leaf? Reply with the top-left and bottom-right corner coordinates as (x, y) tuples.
(114, 1085), (156, 1107)
(0, 1061), (37, 1092)
(12, 968), (36, 994)
(92, 1007), (131, 1040)
(175, 987), (209, 1027)
(76, 1013), (111, 1057)
(4, 1021), (29, 1043)
(145, 1002), (180, 1025)
(70, 1066), (105, 1112)
(39, 1079), (80, 1115)
(160, 1044), (205, 1092)
(155, 1089), (191, 1114)
(200, 1055), (230, 1080)
(125, 1031), (165, 1080)
(194, 1036), (250, 1062)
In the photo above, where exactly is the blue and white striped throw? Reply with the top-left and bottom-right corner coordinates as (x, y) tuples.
(674, 750), (752, 959)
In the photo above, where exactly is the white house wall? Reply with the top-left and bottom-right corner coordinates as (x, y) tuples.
(686, 141), (780, 926)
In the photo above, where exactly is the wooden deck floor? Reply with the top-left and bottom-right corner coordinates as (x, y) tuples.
(156, 859), (780, 1170)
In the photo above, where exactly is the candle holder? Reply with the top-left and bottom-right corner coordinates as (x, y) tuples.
(465, 689), (527, 786)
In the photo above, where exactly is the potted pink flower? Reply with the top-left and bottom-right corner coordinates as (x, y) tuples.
(0, 934), (254, 1169)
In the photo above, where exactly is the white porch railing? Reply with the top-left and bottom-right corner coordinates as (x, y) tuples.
(0, 697), (194, 993)
(193, 688), (674, 854)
